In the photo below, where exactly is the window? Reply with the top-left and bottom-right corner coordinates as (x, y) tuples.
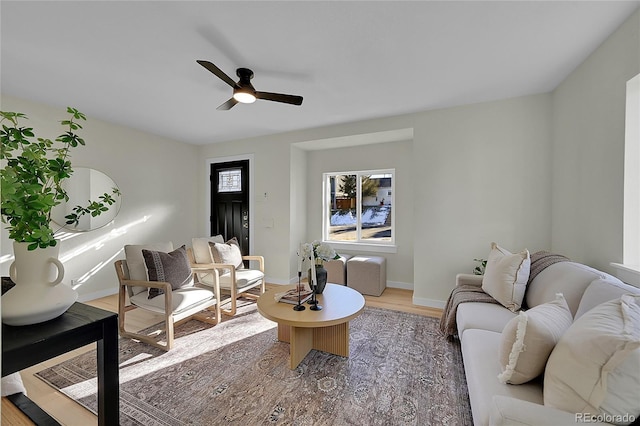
(218, 168), (242, 192)
(613, 73), (640, 287)
(323, 169), (395, 246)
(623, 74), (640, 267)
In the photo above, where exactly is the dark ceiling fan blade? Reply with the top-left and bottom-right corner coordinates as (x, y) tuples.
(197, 60), (236, 88)
(255, 91), (303, 106)
(216, 98), (238, 110)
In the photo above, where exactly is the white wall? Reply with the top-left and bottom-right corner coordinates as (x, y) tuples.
(551, 9), (640, 273)
(411, 94), (553, 305)
(197, 135), (297, 284)
(197, 94), (552, 306)
(289, 146), (308, 283)
(305, 140), (415, 288)
(0, 96), (200, 301)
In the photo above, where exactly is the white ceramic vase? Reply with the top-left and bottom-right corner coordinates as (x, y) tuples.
(2, 241), (78, 326)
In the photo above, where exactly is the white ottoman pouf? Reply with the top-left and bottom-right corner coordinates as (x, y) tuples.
(325, 254), (352, 285)
(347, 256), (387, 296)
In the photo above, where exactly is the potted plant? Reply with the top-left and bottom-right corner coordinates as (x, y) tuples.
(1, 107), (120, 325)
(473, 258), (487, 275)
(301, 241), (340, 294)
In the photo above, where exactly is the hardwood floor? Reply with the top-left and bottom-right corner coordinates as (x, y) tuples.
(6, 285), (442, 425)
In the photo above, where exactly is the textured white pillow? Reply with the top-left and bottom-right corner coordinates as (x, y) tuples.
(482, 242), (531, 312)
(209, 238), (244, 276)
(498, 293), (572, 384)
(544, 294), (640, 425)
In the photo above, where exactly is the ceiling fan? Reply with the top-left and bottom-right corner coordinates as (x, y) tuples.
(197, 60), (303, 110)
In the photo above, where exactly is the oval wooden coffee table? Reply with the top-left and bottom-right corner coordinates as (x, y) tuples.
(257, 283), (365, 369)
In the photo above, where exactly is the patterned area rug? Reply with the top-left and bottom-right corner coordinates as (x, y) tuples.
(35, 302), (472, 425)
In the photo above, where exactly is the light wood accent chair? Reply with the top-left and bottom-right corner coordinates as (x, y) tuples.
(189, 238), (265, 316)
(114, 243), (221, 351)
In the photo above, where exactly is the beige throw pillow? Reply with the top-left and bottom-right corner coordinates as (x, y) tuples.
(209, 238), (243, 275)
(498, 293), (572, 384)
(482, 242), (530, 312)
(543, 294), (640, 425)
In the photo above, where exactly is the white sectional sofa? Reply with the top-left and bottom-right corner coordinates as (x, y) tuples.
(455, 260), (640, 426)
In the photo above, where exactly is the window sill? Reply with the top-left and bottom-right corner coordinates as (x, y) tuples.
(325, 241), (397, 254)
(610, 263), (640, 288)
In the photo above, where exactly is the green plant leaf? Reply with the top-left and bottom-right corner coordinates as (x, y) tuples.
(1, 108), (117, 247)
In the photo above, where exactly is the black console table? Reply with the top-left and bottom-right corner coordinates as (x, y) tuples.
(2, 302), (119, 425)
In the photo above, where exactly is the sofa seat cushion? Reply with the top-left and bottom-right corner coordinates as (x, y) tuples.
(456, 302), (517, 336)
(490, 396), (611, 426)
(461, 329), (543, 426)
(130, 286), (216, 315)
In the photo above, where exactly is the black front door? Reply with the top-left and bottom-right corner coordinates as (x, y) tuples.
(210, 160), (250, 256)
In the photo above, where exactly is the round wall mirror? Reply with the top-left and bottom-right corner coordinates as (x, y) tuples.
(51, 167), (122, 232)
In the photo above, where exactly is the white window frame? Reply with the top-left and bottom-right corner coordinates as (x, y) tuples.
(612, 73), (640, 287)
(322, 168), (397, 253)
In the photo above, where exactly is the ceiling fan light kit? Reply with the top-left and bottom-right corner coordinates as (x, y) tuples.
(197, 60), (303, 110)
(233, 91), (256, 104)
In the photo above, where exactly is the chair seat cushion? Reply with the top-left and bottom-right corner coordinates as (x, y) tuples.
(130, 286), (216, 315)
(220, 269), (264, 290)
(198, 268), (264, 290)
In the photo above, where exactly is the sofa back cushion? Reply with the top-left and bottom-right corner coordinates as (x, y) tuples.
(525, 262), (620, 316)
(575, 278), (640, 320)
(543, 294), (640, 425)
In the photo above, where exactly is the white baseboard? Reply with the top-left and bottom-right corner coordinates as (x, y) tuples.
(386, 280), (413, 290)
(267, 277), (293, 285)
(276, 279), (413, 289)
(412, 296), (445, 310)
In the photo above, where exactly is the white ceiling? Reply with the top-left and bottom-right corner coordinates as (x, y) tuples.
(2, 1), (639, 145)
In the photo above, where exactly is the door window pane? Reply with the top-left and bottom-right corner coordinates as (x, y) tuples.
(218, 169), (242, 193)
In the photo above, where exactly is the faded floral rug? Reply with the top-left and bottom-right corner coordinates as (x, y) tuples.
(35, 301), (472, 425)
